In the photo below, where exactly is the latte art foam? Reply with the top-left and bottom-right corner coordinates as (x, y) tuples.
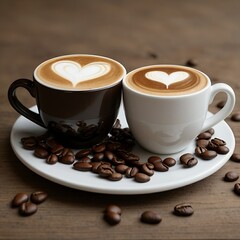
(35, 55), (125, 90)
(125, 65), (209, 96)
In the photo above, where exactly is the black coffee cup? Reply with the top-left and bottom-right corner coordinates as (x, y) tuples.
(8, 54), (126, 148)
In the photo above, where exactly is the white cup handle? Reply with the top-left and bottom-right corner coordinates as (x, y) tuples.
(201, 83), (235, 132)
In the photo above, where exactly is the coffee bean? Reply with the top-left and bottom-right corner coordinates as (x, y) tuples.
(216, 145), (229, 154)
(34, 146), (49, 159)
(61, 148), (74, 157)
(92, 152), (105, 162)
(104, 211), (121, 225)
(46, 138), (58, 149)
(230, 153), (240, 162)
(195, 147), (207, 157)
(12, 193), (29, 208)
(75, 149), (91, 159)
(60, 154), (75, 164)
(163, 157), (176, 167)
(216, 100), (226, 109)
(201, 150), (217, 160)
(21, 136), (38, 150)
(180, 153), (198, 167)
(231, 112), (240, 122)
(98, 164), (114, 177)
(125, 167), (139, 178)
(91, 162), (102, 173)
(141, 163), (154, 176)
(117, 151), (139, 162)
(105, 204), (122, 215)
(206, 128), (215, 135)
(77, 156), (91, 163)
(174, 203), (194, 216)
(30, 191), (48, 204)
(224, 171), (239, 182)
(134, 173), (150, 183)
(115, 164), (129, 174)
(106, 142), (121, 152)
(108, 172), (123, 181)
(234, 183), (240, 195)
(46, 154), (58, 164)
(92, 143), (106, 153)
(73, 161), (92, 171)
(211, 138), (226, 146)
(196, 139), (209, 148)
(140, 210), (162, 224)
(197, 132), (212, 140)
(19, 202), (38, 216)
(51, 144), (64, 155)
(104, 151), (116, 162)
(148, 156), (162, 164)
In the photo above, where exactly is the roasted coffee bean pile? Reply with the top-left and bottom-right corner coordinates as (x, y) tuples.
(11, 191), (47, 216)
(21, 120), (179, 183)
(195, 128), (229, 160)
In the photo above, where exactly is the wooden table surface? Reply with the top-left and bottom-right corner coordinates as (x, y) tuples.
(1, 0), (240, 239)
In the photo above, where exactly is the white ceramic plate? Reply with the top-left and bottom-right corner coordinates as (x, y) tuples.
(10, 104), (235, 195)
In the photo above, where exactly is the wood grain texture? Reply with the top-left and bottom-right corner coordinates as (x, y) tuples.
(1, 0), (240, 239)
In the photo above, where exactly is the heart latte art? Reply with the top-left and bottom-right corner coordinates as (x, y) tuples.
(125, 65), (208, 96)
(145, 71), (189, 89)
(35, 55), (125, 90)
(52, 61), (111, 87)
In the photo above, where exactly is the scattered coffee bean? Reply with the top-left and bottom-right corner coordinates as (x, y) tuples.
(148, 156), (162, 164)
(234, 183), (240, 196)
(134, 173), (150, 183)
(163, 157), (176, 167)
(180, 153), (198, 167)
(196, 139), (209, 148)
(206, 128), (215, 135)
(108, 172), (123, 181)
(98, 164), (115, 177)
(30, 191), (48, 204)
(231, 112), (240, 122)
(153, 160), (169, 172)
(104, 211), (121, 225)
(105, 204), (122, 215)
(91, 162), (102, 173)
(73, 161), (92, 171)
(75, 149), (91, 159)
(92, 152), (105, 162)
(216, 145), (229, 154)
(201, 150), (217, 160)
(92, 143), (106, 153)
(211, 138), (226, 146)
(141, 163), (154, 176)
(224, 171), (239, 182)
(125, 167), (139, 178)
(34, 146), (49, 159)
(140, 210), (162, 224)
(46, 154), (58, 164)
(197, 132), (212, 140)
(21, 136), (38, 150)
(230, 153), (240, 162)
(19, 202), (38, 216)
(51, 144), (64, 155)
(60, 154), (75, 164)
(115, 164), (128, 174)
(195, 147), (207, 157)
(104, 204), (121, 225)
(174, 203), (194, 216)
(12, 193), (29, 208)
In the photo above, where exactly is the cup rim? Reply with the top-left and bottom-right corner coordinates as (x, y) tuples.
(34, 54), (126, 92)
(123, 64), (211, 98)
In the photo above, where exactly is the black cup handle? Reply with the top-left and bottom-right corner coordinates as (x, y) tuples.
(8, 79), (46, 128)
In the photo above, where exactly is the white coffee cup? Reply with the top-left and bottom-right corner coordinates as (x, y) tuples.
(123, 64), (235, 154)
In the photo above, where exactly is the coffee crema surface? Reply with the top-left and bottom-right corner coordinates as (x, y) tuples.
(35, 55), (125, 90)
(125, 65), (209, 96)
